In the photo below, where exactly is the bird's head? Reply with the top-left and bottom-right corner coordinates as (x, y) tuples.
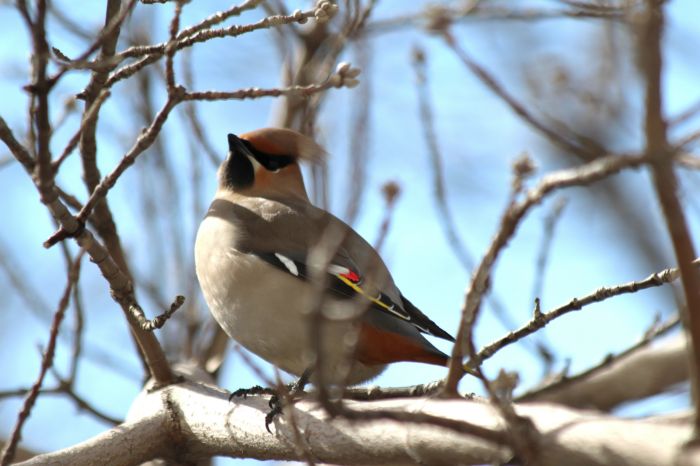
(218, 128), (326, 201)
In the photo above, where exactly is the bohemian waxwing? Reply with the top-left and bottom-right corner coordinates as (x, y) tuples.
(194, 128), (454, 387)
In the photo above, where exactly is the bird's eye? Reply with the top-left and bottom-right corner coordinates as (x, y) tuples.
(254, 153), (294, 172)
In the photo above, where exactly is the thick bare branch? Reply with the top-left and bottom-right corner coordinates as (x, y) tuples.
(17, 381), (694, 466)
(640, 0), (700, 431)
(519, 328), (685, 410)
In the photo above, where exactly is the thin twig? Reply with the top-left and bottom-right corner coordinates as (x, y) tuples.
(676, 153), (700, 170)
(443, 153), (646, 394)
(105, 54), (161, 88)
(412, 46), (475, 271)
(0, 237), (52, 321)
(165, 0), (184, 92)
(57, 381), (122, 425)
(669, 98), (700, 127)
(272, 369), (317, 466)
(57, 241), (83, 383)
(342, 37), (373, 225)
(100, 6), (322, 88)
(0, 116), (175, 385)
(75, 0), (156, 379)
(469, 363), (540, 465)
(50, 0), (138, 84)
(128, 295), (186, 331)
(0, 232), (136, 380)
(117, 7), (319, 62)
(307, 224), (352, 416)
(180, 50), (220, 167)
(52, 89), (111, 171)
(442, 30), (603, 161)
(176, 0), (265, 39)
(47, 1), (93, 40)
(475, 259), (700, 367)
(530, 198), (567, 306)
(0, 380), (121, 426)
(366, 4), (626, 34)
(676, 128), (700, 149)
(68, 262), (85, 382)
(413, 45), (545, 355)
(0, 251), (83, 466)
(528, 198), (567, 370)
(181, 70), (360, 102)
(373, 181), (400, 252)
(46, 91), (185, 247)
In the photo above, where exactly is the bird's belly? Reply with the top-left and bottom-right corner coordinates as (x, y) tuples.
(216, 269), (314, 376)
(195, 217), (384, 384)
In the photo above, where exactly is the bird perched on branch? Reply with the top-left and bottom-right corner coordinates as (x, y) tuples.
(194, 127), (454, 393)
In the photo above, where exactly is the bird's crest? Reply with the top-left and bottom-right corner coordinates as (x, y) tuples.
(239, 127), (327, 164)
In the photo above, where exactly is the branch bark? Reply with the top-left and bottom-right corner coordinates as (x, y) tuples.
(17, 381), (693, 466)
(519, 334), (688, 410)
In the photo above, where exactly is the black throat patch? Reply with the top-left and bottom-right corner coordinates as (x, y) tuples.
(224, 134), (255, 190)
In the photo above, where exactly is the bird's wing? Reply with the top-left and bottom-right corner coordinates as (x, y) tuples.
(231, 195), (454, 342)
(250, 246), (454, 343)
(253, 249), (408, 319)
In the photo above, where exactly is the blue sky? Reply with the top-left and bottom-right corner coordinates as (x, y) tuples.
(1, 1), (699, 463)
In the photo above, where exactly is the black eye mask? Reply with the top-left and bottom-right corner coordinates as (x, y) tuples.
(224, 133), (297, 189)
(241, 139), (295, 172)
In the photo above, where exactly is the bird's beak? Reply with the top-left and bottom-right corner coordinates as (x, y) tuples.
(227, 133), (256, 162)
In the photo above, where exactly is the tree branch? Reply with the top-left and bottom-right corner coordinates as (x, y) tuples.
(0, 251), (83, 466)
(475, 260), (698, 367)
(445, 152), (646, 393)
(519, 331), (686, 410)
(16, 381), (694, 466)
(640, 0), (700, 432)
(0, 117), (175, 386)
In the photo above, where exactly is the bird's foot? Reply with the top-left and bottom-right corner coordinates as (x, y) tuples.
(263, 379), (309, 433)
(229, 381), (307, 434)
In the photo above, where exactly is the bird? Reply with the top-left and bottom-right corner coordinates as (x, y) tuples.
(194, 127), (454, 393)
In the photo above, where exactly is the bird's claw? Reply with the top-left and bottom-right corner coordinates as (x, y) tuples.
(228, 386), (288, 433)
(229, 374), (310, 434)
(228, 385), (275, 401)
(265, 396), (283, 434)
